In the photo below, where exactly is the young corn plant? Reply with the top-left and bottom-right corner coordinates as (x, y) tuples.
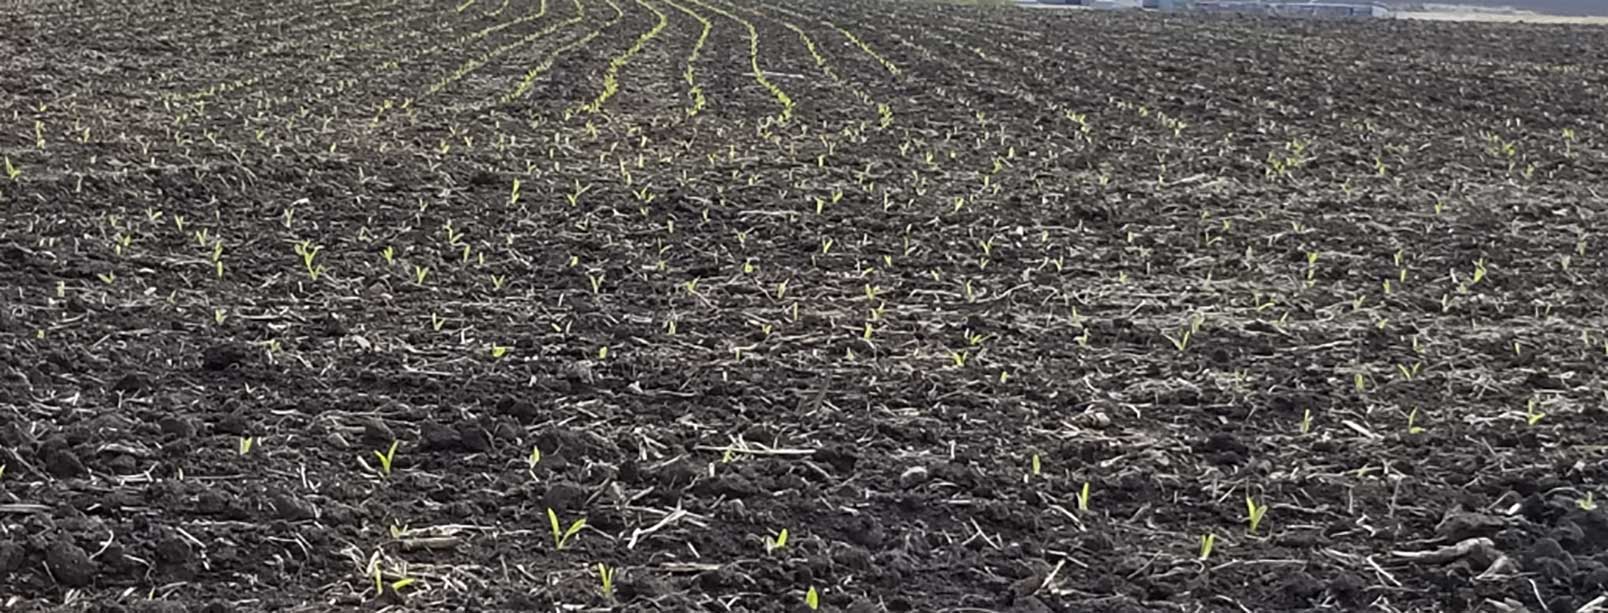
(1525, 397), (1546, 426)
(765, 529), (790, 554)
(596, 563), (616, 601)
(805, 586), (820, 611)
(371, 440), (399, 477)
(1198, 533), (1217, 560)
(548, 508), (587, 550)
(294, 241), (324, 281)
(1245, 496), (1268, 534)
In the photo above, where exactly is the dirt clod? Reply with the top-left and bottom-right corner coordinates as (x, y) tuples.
(45, 539), (96, 587)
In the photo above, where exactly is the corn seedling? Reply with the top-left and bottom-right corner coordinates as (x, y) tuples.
(805, 586), (820, 611)
(1407, 408), (1425, 435)
(381, 246), (395, 265)
(1245, 496), (1267, 534)
(597, 563), (616, 601)
(414, 265), (429, 285)
(1199, 533), (1216, 560)
(1396, 361), (1422, 381)
(1030, 453), (1041, 478)
(1525, 398), (1546, 426)
(239, 436), (255, 455)
(294, 241), (324, 280)
(547, 508), (587, 550)
(491, 345), (509, 359)
(1579, 492), (1597, 511)
(765, 528), (790, 553)
(3, 156), (19, 181)
(1163, 327), (1191, 353)
(1300, 408), (1313, 434)
(1077, 481), (1091, 512)
(373, 440), (399, 477)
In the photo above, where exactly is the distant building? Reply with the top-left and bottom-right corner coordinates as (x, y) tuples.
(1029, 0), (1143, 7)
(1090, 0), (1144, 8)
(1270, 1), (1390, 17)
(1188, 0), (1390, 17)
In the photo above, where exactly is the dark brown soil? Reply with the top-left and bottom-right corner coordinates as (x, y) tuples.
(3, 0), (1608, 612)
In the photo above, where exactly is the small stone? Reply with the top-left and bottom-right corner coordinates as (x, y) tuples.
(419, 421), (461, 451)
(112, 372), (151, 395)
(201, 343), (248, 371)
(1075, 411), (1112, 429)
(1436, 511), (1505, 542)
(457, 423), (490, 452)
(360, 418), (394, 447)
(41, 439), (87, 478)
(215, 413), (250, 436)
(845, 600), (880, 613)
(158, 416), (196, 438)
(269, 490), (317, 521)
(0, 540), (25, 573)
(897, 466), (930, 489)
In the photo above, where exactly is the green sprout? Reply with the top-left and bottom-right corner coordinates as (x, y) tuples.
(597, 563), (615, 601)
(491, 345), (509, 359)
(1396, 361), (1422, 381)
(1077, 481), (1091, 512)
(1163, 328), (1191, 353)
(414, 265), (429, 285)
(1246, 496), (1267, 534)
(765, 528), (790, 553)
(238, 436), (255, 455)
(1199, 533), (1217, 560)
(1525, 398), (1546, 426)
(1580, 492), (1597, 511)
(381, 246), (395, 265)
(805, 586), (820, 610)
(548, 508), (587, 550)
(3, 156), (19, 181)
(293, 240), (324, 281)
(1300, 409), (1313, 434)
(1407, 408), (1425, 435)
(373, 440), (399, 477)
(1030, 453), (1041, 478)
